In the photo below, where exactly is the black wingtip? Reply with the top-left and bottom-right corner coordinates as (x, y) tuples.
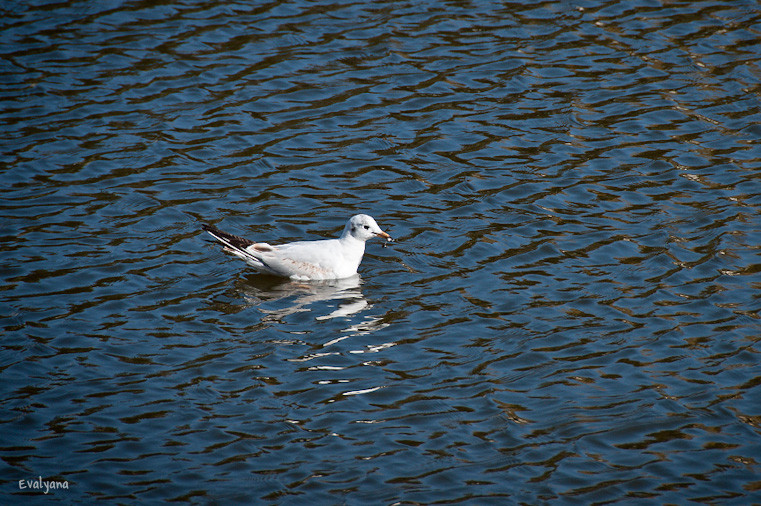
(201, 223), (255, 250)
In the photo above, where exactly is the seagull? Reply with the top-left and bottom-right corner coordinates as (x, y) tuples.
(202, 214), (392, 281)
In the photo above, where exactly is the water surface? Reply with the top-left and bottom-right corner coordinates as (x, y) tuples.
(2, 0), (761, 503)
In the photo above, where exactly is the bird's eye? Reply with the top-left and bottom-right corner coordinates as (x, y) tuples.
(363, 225), (370, 230)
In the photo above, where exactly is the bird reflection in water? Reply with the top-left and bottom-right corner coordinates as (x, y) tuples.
(234, 274), (393, 360)
(234, 274), (383, 326)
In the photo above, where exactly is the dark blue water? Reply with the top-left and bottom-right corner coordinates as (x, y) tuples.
(2, 0), (761, 503)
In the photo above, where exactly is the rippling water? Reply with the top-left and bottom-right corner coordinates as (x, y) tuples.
(2, 0), (761, 503)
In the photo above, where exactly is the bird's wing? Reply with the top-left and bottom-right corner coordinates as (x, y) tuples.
(203, 224), (274, 273)
(249, 239), (346, 280)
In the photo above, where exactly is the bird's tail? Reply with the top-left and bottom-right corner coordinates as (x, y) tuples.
(202, 224), (275, 274)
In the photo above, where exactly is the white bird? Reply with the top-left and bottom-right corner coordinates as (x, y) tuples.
(203, 214), (392, 281)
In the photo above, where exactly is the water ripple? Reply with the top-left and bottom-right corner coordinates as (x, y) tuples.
(2, 0), (761, 503)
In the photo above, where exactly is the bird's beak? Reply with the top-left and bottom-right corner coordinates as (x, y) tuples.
(376, 231), (392, 241)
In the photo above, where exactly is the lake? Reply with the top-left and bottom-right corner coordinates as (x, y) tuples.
(2, 0), (761, 503)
